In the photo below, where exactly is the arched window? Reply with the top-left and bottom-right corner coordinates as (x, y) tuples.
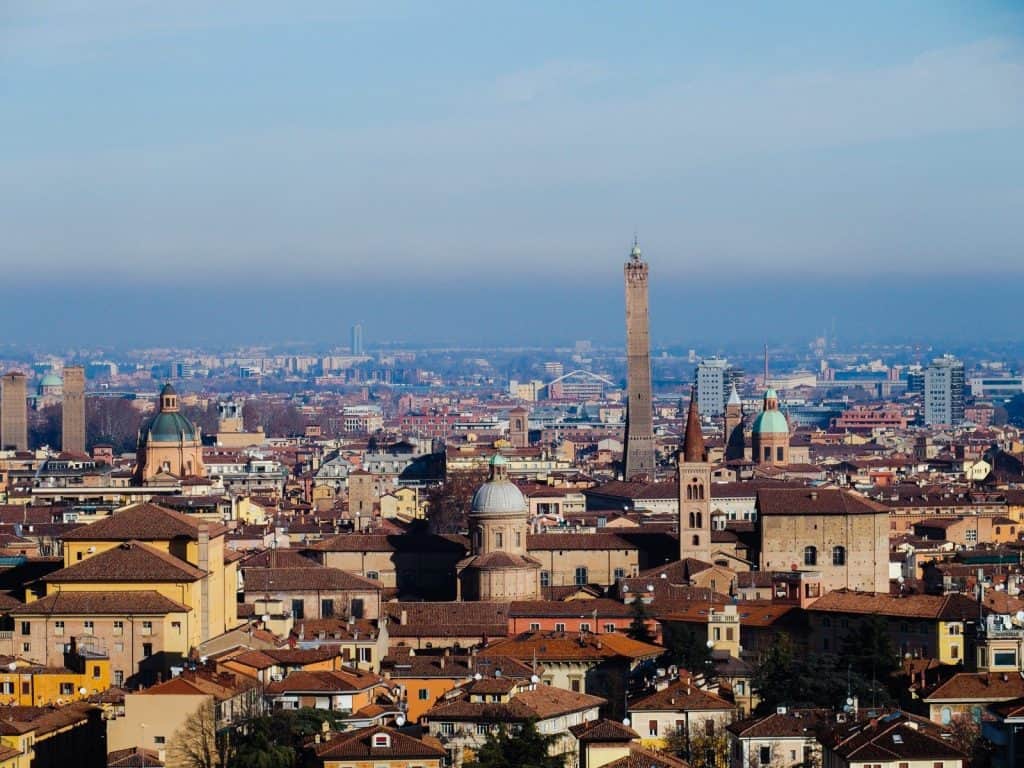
(688, 512), (696, 528)
(698, 484), (705, 500)
(686, 485), (693, 501)
(804, 546), (817, 566)
(696, 512), (703, 528)
(832, 546), (846, 566)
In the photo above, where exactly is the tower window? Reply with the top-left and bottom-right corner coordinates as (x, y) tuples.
(692, 535), (700, 546)
(763, 447), (771, 461)
(776, 446), (784, 461)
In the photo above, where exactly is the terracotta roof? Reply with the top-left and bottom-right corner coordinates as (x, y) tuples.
(242, 566), (380, 592)
(570, 718), (639, 742)
(478, 630), (662, 662)
(139, 672), (254, 702)
(460, 551), (542, 571)
(239, 549), (321, 569)
(526, 533), (636, 551)
(382, 654), (535, 680)
(61, 503), (227, 541)
(44, 541), (206, 583)
(509, 599), (633, 619)
(309, 533), (467, 554)
(11, 590), (189, 616)
(603, 744), (690, 768)
(629, 676), (734, 712)
(824, 712), (965, 761)
(107, 747), (165, 767)
(924, 672), (1024, 702)
(807, 590), (985, 621)
(728, 709), (831, 738)
(315, 725), (445, 760)
(425, 685), (604, 721)
(757, 489), (889, 516)
(384, 602), (509, 638)
(682, 396), (705, 463)
(265, 668), (381, 694)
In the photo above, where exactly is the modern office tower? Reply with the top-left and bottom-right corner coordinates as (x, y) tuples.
(62, 366), (86, 454)
(695, 357), (741, 417)
(351, 323), (364, 355)
(1, 373), (28, 451)
(623, 240), (655, 480)
(924, 355), (965, 426)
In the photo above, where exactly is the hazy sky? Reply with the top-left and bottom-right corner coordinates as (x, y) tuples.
(2, 2), (1023, 345)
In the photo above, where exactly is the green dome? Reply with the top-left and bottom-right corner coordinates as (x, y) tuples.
(764, 388), (778, 400)
(39, 374), (62, 388)
(145, 411), (197, 442)
(490, 454), (509, 466)
(752, 409), (789, 435)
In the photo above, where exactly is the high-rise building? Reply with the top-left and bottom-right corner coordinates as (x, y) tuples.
(924, 355), (965, 426)
(62, 366), (86, 454)
(351, 323), (364, 356)
(0, 372), (28, 451)
(623, 240), (655, 480)
(695, 358), (741, 417)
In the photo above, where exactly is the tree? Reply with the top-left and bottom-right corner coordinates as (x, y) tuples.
(661, 621), (712, 672)
(426, 467), (487, 535)
(28, 404), (61, 450)
(225, 715), (293, 768)
(87, 396), (144, 454)
(946, 715), (996, 768)
(170, 702), (224, 768)
(627, 599), (655, 643)
(464, 720), (564, 768)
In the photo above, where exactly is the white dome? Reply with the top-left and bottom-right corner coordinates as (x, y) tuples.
(471, 480), (527, 516)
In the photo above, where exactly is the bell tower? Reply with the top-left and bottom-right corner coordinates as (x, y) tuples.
(678, 393), (712, 562)
(724, 383), (745, 461)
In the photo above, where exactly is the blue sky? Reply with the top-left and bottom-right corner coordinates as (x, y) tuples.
(1, 2), (1023, 344)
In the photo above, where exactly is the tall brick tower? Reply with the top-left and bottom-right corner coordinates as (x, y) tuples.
(623, 239), (655, 480)
(678, 393), (711, 562)
(0, 373), (27, 451)
(62, 366), (86, 454)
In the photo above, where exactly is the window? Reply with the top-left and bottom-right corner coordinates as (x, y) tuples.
(154, 736), (166, 745)
(92, 665), (101, 678)
(21, 643), (29, 654)
(951, 645), (959, 659)
(84, 621), (94, 634)
(113, 671), (124, 686)
(555, 623), (566, 632)
(832, 546), (846, 566)
(418, 688), (429, 700)
(705, 719), (714, 736)
(804, 546), (817, 566)
(291, 599), (304, 620)
(0, 682), (12, 695)
(142, 643), (153, 658)
(53, 621), (64, 636)
(692, 535), (700, 546)
(21, 682), (29, 696)
(760, 746), (771, 765)
(366, 571), (379, 580)
(20, 622), (30, 636)
(614, 568), (626, 580)
(372, 734), (391, 748)
(439, 722), (454, 736)
(113, 621), (123, 636)
(171, 621), (181, 634)
(540, 571), (550, 588)
(495, 532), (503, 548)
(60, 683), (73, 696)
(776, 446), (784, 461)
(515, 531), (521, 548)
(476, 723), (489, 735)
(648, 720), (658, 737)
(604, 623), (616, 633)
(321, 599), (334, 618)
(580, 623), (591, 633)
(141, 621), (153, 636)
(949, 624), (961, 635)
(574, 567), (588, 586)
(529, 623), (541, 631)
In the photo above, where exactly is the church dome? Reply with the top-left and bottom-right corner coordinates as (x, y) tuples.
(39, 374), (62, 388)
(471, 455), (526, 516)
(752, 409), (789, 435)
(145, 411), (198, 442)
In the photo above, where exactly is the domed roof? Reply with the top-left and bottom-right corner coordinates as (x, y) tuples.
(40, 373), (62, 387)
(144, 411), (198, 443)
(471, 478), (527, 516)
(764, 388), (778, 400)
(752, 409), (789, 435)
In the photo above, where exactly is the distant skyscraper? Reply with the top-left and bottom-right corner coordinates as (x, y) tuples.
(696, 358), (742, 417)
(351, 323), (364, 355)
(623, 240), (655, 480)
(1, 372), (28, 451)
(924, 355), (965, 426)
(62, 366), (86, 454)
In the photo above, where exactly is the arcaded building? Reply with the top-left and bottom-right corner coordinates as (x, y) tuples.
(134, 383), (204, 483)
(458, 455), (541, 601)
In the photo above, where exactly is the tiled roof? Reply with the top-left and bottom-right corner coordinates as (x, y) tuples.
(44, 541), (206, 583)
(242, 567), (380, 592)
(239, 550), (321, 569)
(382, 653), (535, 680)
(629, 677), (734, 712)
(384, 602), (509, 638)
(924, 672), (1024, 702)
(310, 533), (467, 554)
(478, 630), (662, 662)
(603, 744), (689, 768)
(315, 725), (445, 760)
(460, 551), (542, 571)
(61, 503), (227, 541)
(425, 685), (604, 721)
(12, 590), (189, 616)
(509, 599), (633, 618)
(264, 667), (381, 694)
(107, 747), (165, 767)
(824, 712), (964, 761)
(569, 718), (639, 742)
(728, 709), (831, 738)
(757, 489), (889, 516)
(807, 590), (984, 621)
(526, 533), (636, 551)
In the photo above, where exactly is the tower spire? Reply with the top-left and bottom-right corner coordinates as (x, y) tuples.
(682, 392), (705, 463)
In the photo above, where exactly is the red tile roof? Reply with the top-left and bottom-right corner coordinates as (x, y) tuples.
(44, 541), (205, 583)
(61, 503), (227, 541)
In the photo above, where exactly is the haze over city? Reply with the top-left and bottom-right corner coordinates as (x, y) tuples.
(3, 1), (1024, 345)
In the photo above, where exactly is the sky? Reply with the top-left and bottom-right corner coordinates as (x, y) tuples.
(1, 1), (1023, 346)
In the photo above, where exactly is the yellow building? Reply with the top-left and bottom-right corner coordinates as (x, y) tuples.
(0, 645), (109, 707)
(379, 487), (424, 521)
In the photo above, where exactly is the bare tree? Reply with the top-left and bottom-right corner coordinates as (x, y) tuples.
(426, 467), (488, 534)
(170, 701), (225, 768)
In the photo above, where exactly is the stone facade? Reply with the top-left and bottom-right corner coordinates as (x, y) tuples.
(623, 242), (655, 480)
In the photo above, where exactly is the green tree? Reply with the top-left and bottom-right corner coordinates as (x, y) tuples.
(225, 715), (293, 768)
(627, 599), (655, 643)
(464, 721), (564, 768)
(660, 621), (712, 672)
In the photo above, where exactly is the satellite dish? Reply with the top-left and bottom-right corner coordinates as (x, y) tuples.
(897, 576), (905, 584)
(7, 662), (16, 672)
(622, 718), (631, 727)
(622, 585), (630, 592)
(846, 697), (854, 706)
(660, 573), (667, 579)
(530, 675), (540, 684)
(78, 687), (87, 696)
(474, 673), (482, 680)
(396, 714), (406, 727)
(1016, 611), (1024, 622)
(199, 656), (208, 664)
(646, 585), (654, 592)
(706, 640), (715, 648)
(262, 615), (271, 623)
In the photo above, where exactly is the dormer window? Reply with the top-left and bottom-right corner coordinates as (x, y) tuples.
(372, 733), (391, 749)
